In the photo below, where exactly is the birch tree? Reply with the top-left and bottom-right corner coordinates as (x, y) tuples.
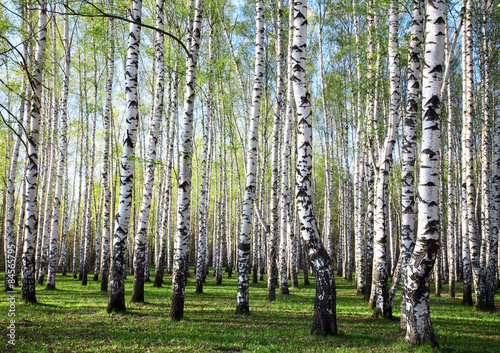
(400, 0), (422, 328)
(47, 7), (71, 289)
(107, 0), (142, 312)
(100, 0), (115, 293)
(21, 0), (48, 304)
(170, 0), (203, 321)
(370, 0), (401, 319)
(131, 0), (165, 303)
(270, 0), (285, 299)
(235, 0), (264, 315)
(292, 0), (337, 336)
(404, 0), (446, 347)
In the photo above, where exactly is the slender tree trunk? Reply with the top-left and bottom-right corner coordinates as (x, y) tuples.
(404, 0), (445, 347)
(269, 0), (285, 299)
(100, 0), (115, 292)
(292, 0), (337, 336)
(131, 0), (165, 303)
(47, 8), (71, 289)
(400, 0), (422, 329)
(370, 0), (400, 319)
(107, 0), (142, 312)
(195, 22), (213, 293)
(235, 0), (264, 315)
(170, 0), (203, 321)
(21, 0), (48, 304)
(4, 88), (25, 292)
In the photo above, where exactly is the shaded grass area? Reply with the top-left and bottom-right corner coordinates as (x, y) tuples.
(1, 270), (498, 352)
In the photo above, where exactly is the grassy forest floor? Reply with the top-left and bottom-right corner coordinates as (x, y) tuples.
(1, 268), (499, 352)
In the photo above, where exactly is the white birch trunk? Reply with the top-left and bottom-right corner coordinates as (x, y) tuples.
(400, 0), (422, 329)
(107, 0), (142, 312)
(131, 0), (165, 303)
(21, 0), (48, 303)
(235, 0), (264, 315)
(195, 24), (213, 291)
(4, 94), (25, 292)
(463, 0), (485, 308)
(292, 0), (337, 336)
(170, 0), (203, 320)
(404, 0), (445, 347)
(46, 9), (71, 289)
(370, 0), (400, 318)
(100, 0), (115, 292)
(270, 0), (285, 299)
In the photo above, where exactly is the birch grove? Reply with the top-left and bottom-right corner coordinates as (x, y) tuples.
(0, 0), (499, 348)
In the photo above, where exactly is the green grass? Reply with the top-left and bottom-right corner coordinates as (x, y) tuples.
(1, 269), (498, 352)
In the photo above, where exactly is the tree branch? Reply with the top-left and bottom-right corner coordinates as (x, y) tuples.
(54, 1), (190, 56)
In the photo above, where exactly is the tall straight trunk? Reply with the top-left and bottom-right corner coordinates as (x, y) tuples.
(154, 88), (177, 287)
(131, 0), (165, 303)
(235, 0), (264, 315)
(73, 126), (83, 279)
(58, 166), (70, 276)
(226, 158), (234, 278)
(107, 0), (142, 312)
(462, 0), (485, 308)
(292, 0), (337, 336)
(101, 0), (115, 292)
(4, 89), (25, 292)
(38, 24), (59, 284)
(82, 76), (97, 286)
(279, 0), (294, 293)
(400, 0), (422, 329)
(481, 0), (496, 310)
(319, 0), (334, 264)
(195, 23), (213, 292)
(404, 0), (445, 347)
(352, 0), (365, 296)
(363, 0), (376, 303)
(270, 0), (285, 299)
(46, 8), (71, 289)
(93, 196), (103, 281)
(170, 0), (203, 321)
(489, 53), (500, 306)
(21, 0), (48, 303)
(460, 2), (473, 306)
(370, 0), (401, 318)
(15, 167), (27, 286)
(446, 88), (455, 298)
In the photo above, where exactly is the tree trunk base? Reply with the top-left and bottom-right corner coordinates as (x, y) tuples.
(195, 279), (203, 293)
(364, 283), (372, 302)
(279, 287), (289, 295)
(107, 292), (126, 313)
(81, 272), (88, 286)
(37, 273), (45, 285)
(100, 273), (109, 292)
(131, 265), (145, 303)
(406, 321), (440, 348)
(93, 274), (99, 281)
(235, 303), (250, 315)
(170, 292), (185, 321)
(153, 275), (163, 288)
(267, 289), (276, 301)
(252, 269), (258, 284)
(463, 284), (473, 306)
(45, 283), (56, 290)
